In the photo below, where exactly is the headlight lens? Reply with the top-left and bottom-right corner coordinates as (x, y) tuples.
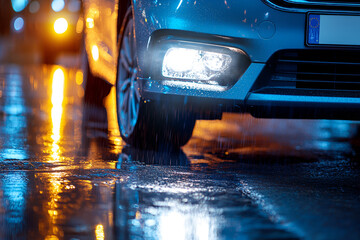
(162, 48), (232, 81)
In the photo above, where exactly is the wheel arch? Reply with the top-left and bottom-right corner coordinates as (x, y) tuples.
(116, 0), (132, 43)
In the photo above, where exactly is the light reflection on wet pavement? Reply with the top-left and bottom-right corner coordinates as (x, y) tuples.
(0, 64), (359, 239)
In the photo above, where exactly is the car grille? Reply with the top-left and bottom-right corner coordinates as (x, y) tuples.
(252, 50), (360, 96)
(266, 0), (360, 10)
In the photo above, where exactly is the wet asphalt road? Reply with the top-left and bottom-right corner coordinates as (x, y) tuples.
(0, 63), (359, 240)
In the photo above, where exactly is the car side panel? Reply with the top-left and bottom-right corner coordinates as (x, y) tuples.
(83, 0), (118, 85)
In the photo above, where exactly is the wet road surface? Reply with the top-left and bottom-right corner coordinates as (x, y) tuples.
(0, 64), (359, 239)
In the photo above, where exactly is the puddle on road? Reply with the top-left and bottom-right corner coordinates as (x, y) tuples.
(0, 151), (300, 240)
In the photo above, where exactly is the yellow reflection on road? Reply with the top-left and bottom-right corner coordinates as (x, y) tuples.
(49, 67), (65, 224)
(48, 173), (62, 216)
(104, 86), (124, 153)
(95, 224), (105, 240)
(51, 68), (65, 143)
(45, 235), (59, 240)
(43, 67), (66, 239)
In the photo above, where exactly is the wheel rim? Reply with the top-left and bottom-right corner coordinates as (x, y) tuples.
(117, 18), (140, 138)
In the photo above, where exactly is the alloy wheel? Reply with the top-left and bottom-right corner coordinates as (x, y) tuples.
(116, 17), (140, 138)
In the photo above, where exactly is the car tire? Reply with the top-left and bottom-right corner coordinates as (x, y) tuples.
(115, 8), (196, 149)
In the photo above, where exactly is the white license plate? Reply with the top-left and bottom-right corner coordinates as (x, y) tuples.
(307, 14), (360, 46)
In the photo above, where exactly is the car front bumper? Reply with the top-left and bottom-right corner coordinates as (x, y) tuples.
(140, 74), (360, 120)
(135, 0), (360, 120)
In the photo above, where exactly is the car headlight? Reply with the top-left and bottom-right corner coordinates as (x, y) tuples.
(148, 37), (251, 91)
(162, 48), (232, 81)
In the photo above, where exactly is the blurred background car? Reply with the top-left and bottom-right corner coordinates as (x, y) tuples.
(7, 0), (83, 63)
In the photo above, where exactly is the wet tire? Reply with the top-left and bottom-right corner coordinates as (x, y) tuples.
(115, 8), (195, 149)
(122, 102), (196, 149)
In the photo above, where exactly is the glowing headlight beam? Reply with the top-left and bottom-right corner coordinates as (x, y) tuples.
(162, 47), (232, 81)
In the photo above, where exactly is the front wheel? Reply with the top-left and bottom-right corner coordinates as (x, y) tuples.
(115, 9), (195, 149)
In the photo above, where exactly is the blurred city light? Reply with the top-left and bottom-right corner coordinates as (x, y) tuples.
(68, 0), (81, 12)
(13, 17), (24, 32)
(75, 71), (83, 85)
(86, 18), (95, 29)
(51, 0), (65, 12)
(29, 1), (40, 13)
(92, 45), (99, 61)
(54, 18), (68, 34)
(76, 17), (84, 33)
(11, 0), (29, 12)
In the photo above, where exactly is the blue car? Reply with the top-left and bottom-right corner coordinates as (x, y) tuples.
(82, 0), (360, 148)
